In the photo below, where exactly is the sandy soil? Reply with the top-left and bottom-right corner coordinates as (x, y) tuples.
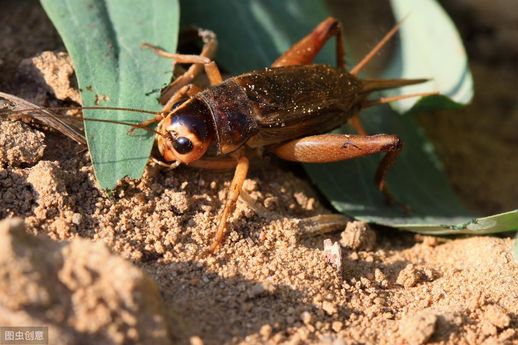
(0, 1), (517, 345)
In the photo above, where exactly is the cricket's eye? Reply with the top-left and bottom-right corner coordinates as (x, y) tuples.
(167, 121), (209, 163)
(173, 136), (193, 154)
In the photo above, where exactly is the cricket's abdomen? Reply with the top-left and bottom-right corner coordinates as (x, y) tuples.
(235, 64), (364, 147)
(195, 64), (364, 154)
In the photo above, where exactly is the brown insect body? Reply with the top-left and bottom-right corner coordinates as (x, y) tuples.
(157, 65), (356, 163)
(224, 64), (363, 150)
(148, 17), (437, 252)
(158, 64), (417, 162)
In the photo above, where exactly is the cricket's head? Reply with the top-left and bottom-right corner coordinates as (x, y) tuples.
(158, 98), (214, 164)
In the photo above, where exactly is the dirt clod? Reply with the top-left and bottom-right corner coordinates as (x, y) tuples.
(339, 221), (376, 251)
(0, 217), (172, 345)
(483, 304), (511, 329)
(17, 51), (80, 104)
(322, 301), (338, 316)
(0, 120), (45, 166)
(399, 311), (437, 345)
(396, 264), (428, 288)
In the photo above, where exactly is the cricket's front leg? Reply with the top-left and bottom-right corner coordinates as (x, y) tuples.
(142, 28), (218, 102)
(272, 133), (403, 206)
(162, 83), (203, 113)
(209, 155), (250, 253)
(128, 83), (203, 136)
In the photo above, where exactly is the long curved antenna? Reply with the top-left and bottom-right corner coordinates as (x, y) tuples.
(1, 92), (166, 144)
(80, 117), (165, 137)
(5, 106), (164, 117)
(1, 108), (165, 138)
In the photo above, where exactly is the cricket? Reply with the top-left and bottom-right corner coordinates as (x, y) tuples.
(2, 17), (435, 252)
(3, 4), (516, 343)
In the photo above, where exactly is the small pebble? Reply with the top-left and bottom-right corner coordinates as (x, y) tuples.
(301, 311), (312, 325)
(259, 324), (272, 339)
(484, 304), (510, 329)
(190, 336), (204, 345)
(71, 213), (82, 225)
(399, 311), (437, 345)
(396, 264), (426, 288)
(323, 239), (342, 273)
(331, 321), (343, 332)
(322, 301), (337, 315)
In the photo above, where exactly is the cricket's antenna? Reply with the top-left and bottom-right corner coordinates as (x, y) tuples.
(81, 117), (165, 137)
(5, 106), (164, 117)
(350, 18), (406, 76)
(362, 91), (438, 108)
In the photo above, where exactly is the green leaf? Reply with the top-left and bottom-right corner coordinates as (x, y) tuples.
(41, 0), (179, 189)
(182, 1), (517, 234)
(181, 0), (332, 73)
(396, 210), (518, 235)
(383, 0), (474, 113)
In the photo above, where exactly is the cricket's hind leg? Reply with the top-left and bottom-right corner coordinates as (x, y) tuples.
(272, 17), (345, 69)
(271, 18), (372, 135)
(272, 133), (406, 209)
